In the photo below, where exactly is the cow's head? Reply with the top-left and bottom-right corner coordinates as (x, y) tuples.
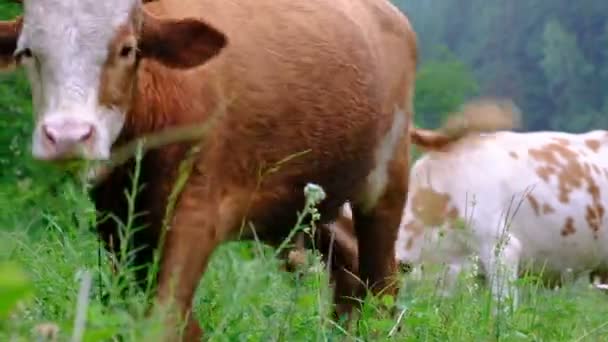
(0, 0), (226, 161)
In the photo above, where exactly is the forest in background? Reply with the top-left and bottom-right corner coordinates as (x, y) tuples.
(1, 1), (608, 181)
(396, 0), (608, 132)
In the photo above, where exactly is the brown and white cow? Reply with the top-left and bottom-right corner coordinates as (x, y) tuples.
(0, 0), (417, 339)
(396, 101), (608, 309)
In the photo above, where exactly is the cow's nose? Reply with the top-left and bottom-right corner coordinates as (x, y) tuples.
(398, 262), (413, 274)
(42, 121), (94, 146)
(39, 120), (95, 160)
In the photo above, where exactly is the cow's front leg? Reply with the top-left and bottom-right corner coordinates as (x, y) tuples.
(479, 233), (522, 314)
(155, 183), (242, 341)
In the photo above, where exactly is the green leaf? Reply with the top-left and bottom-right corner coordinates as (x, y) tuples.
(0, 262), (34, 319)
(381, 294), (395, 308)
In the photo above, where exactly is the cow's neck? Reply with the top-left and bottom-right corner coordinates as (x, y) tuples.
(101, 61), (209, 184)
(122, 61), (210, 141)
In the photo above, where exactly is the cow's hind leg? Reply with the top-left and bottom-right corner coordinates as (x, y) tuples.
(351, 145), (409, 313)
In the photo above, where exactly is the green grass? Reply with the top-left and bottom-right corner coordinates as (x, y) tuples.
(2, 172), (608, 342)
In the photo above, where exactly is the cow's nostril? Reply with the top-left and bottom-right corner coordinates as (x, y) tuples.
(80, 125), (94, 142)
(398, 262), (413, 274)
(42, 122), (95, 145)
(42, 125), (56, 144)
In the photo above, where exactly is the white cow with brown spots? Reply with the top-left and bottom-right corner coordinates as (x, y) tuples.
(396, 101), (608, 308)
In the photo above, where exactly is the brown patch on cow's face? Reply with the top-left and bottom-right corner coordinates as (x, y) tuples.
(527, 194), (540, 216)
(585, 139), (601, 152)
(542, 203), (555, 215)
(405, 238), (413, 250)
(403, 221), (424, 250)
(561, 217), (576, 236)
(410, 187), (460, 228)
(509, 151), (518, 159)
(98, 25), (139, 112)
(529, 142), (604, 236)
(447, 206), (459, 220)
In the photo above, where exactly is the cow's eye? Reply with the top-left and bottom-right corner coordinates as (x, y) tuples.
(119, 45), (134, 58)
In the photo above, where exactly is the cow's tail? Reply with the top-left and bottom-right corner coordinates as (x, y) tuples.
(411, 98), (521, 151)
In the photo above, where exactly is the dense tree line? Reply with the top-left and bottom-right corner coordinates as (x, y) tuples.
(395, 0), (608, 131)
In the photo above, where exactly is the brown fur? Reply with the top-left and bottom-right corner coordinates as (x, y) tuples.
(284, 204), (359, 275)
(527, 194), (540, 216)
(400, 187), (460, 253)
(585, 139), (600, 152)
(542, 203), (555, 215)
(527, 141), (605, 237)
(410, 187), (453, 226)
(0, 1), (419, 340)
(0, 18), (21, 70)
(561, 216), (576, 236)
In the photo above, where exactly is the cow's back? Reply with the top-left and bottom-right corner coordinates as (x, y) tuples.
(152, 0), (416, 121)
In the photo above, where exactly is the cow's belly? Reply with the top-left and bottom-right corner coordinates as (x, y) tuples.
(470, 190), (608, 282)
(512, 217), (608, 278)
(455, 160), (608, 280)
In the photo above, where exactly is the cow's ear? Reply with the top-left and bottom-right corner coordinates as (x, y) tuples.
(0, 17), (22, 71)
(139, 11), (227, 69)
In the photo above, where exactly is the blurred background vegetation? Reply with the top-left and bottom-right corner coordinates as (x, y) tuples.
(397, 0), (608, 132)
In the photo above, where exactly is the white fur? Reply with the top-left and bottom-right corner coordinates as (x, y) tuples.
(17, 0), (137, 160)
(395, 130), (608, 306)
(360, 108), (406, 212)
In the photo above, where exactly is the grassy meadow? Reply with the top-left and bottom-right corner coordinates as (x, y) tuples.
(1, 157), (608, 342)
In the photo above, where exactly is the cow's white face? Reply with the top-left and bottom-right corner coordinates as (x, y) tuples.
(1, 0), (227, 161)
(17, 0), (137, 161)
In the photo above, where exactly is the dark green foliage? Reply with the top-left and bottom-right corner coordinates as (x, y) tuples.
(413, 49), (479, 129)
(0, 4), (36, 182)
(395, 0), (608, 131)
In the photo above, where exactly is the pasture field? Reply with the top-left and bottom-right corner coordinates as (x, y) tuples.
(1, 164), (608, 342)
